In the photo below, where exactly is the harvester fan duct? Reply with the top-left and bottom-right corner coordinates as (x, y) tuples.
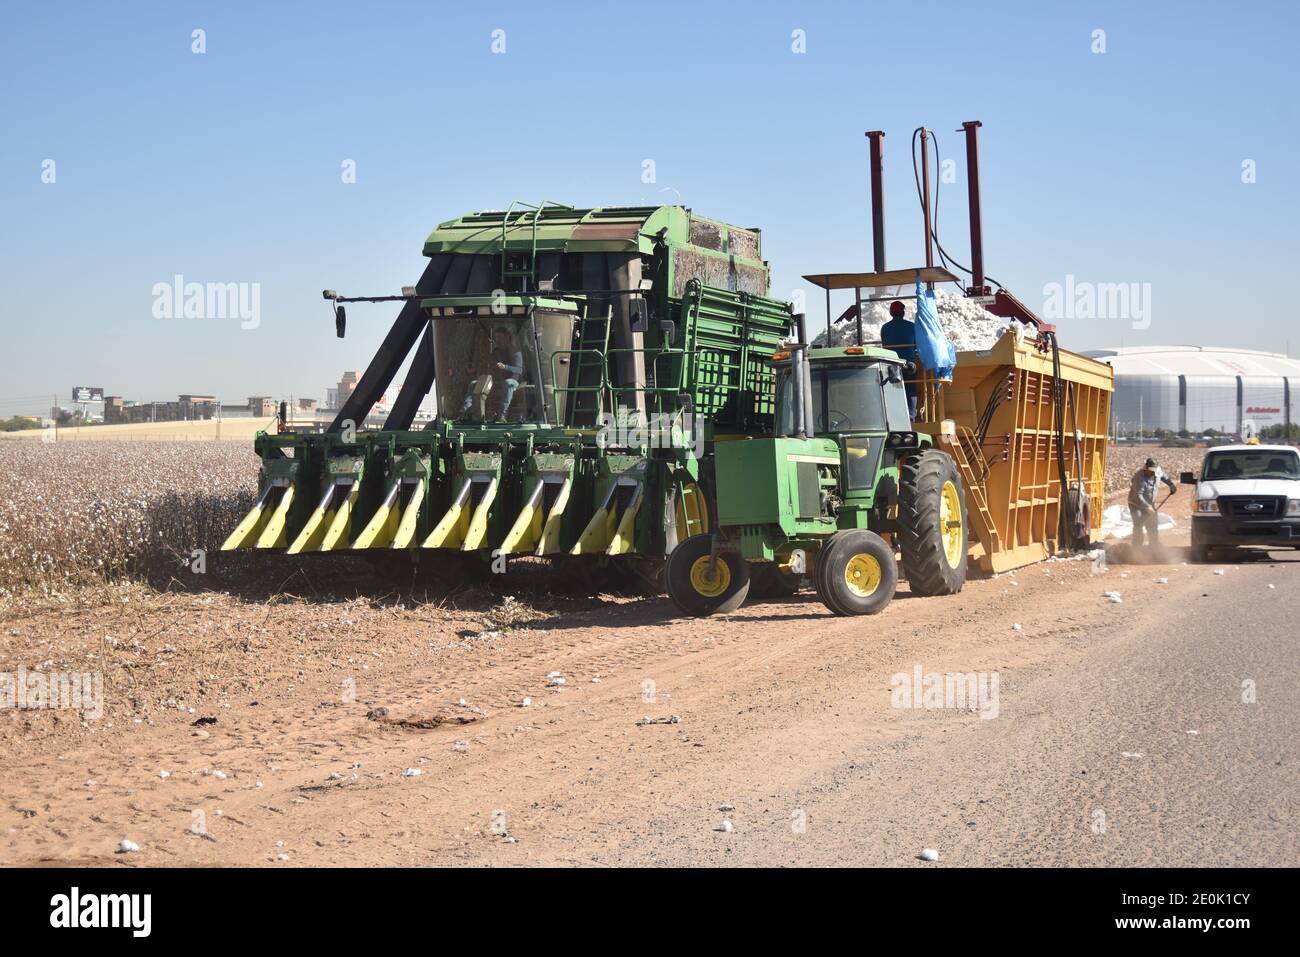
(897, 450), (968, 596)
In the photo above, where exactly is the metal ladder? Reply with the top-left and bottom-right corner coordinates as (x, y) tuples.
(949, 426), (1001, 554)
(566, 306), (611, 426)
(499, 200), (572, 289)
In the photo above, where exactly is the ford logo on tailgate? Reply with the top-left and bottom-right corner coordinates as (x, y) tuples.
(1244, 502), (1264, 510)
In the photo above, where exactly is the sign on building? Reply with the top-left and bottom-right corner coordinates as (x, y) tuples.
(72, 386), (104, 402)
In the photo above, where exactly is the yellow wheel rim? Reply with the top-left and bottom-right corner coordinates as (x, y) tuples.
(844, 553), (882, 598)
(689, 555), (730, 597)
(940, 479), (963, 568)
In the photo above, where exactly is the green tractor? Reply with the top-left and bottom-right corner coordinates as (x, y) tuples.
(665, 340), (969, 616)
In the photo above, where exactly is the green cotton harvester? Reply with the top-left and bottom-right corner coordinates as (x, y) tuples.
(221, 202), (796, 587)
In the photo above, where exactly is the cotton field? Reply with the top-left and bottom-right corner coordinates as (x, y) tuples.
(0, 439), (1209, 599)
(0, 441), (258, 596)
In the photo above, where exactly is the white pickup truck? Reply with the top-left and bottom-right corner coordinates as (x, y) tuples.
(1182, 443), (1300, 561)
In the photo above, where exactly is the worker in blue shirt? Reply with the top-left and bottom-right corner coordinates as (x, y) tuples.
(880, 300), (919, 417)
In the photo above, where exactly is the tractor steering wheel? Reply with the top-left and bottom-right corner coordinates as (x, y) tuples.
(820, 409), (851, 432)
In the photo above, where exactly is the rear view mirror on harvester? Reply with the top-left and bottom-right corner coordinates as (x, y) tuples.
(335, 305), (347, 339)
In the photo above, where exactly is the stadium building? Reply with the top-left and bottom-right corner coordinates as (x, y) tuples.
(1084, 346), (1300, 438)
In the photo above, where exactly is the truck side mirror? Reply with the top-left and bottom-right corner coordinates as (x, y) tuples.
(659, 320), (676, 346)
(1179, 470), (1196, 484)
(335, 305), (347, 339)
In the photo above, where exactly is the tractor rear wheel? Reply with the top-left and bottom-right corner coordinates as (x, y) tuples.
(816, 529), (898, 616)
(665, 533), (751, 617)
(898, 449), (968, 596)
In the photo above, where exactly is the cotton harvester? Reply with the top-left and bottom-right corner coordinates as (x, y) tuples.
(222, 202), (794, 589)
(663, 121), (1114, 616)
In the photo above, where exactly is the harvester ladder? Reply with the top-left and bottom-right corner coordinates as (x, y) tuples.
(499, 200), (572, 289)
(950, 426), (1001, 554)
(567, 304), (611, 426)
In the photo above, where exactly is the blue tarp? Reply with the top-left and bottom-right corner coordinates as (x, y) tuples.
(914, 276), (956, 382)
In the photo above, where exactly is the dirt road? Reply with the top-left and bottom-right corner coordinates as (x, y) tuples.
(3, 497), (1296, 867)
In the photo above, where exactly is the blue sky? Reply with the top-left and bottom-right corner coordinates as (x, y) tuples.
(1, 0), (1296, 413)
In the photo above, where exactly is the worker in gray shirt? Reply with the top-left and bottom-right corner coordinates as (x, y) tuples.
(461, 326), (524, 421)
(1128, 456), (1177, 548)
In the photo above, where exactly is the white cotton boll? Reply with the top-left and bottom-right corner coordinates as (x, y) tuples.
(919, 848), (940, 862)
(118, 839), (140, 853)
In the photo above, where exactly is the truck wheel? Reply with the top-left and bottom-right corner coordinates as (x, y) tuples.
(665, 534), (751, 617)
(817, 529), (897, 616)
(898, 450), (968, 596)
(1190, 544), (1212, 563)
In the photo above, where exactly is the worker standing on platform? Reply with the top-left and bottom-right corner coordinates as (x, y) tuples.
(881, 300), (919, 417)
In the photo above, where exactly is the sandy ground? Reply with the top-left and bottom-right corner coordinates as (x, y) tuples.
(2, 490), (1296, 867)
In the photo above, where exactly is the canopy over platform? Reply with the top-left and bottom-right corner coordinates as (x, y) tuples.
(802, 266), (959, 290)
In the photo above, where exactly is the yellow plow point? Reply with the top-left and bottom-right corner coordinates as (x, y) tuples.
(423, 478), (473, 549)
(460, 477), (499, 552)
(570, 482), (619, 555)
(288, 483), (338, 555)
(500, 478), (545, 555)
(221, 482), (276, 551)
(535, 475), (573, 556)
(352, 479), (401, 549)
(606, 481), (644, 555)
(254, 484), (295, 549)
(318, 483), (359, 551)
(389, 477), (427, 550)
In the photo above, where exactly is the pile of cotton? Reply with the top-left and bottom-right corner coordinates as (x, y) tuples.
(811, 290), (1024, 352)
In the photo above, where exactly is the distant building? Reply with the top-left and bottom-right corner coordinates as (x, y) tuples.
(336, 371), (360, 408)
(296, 397), (318, 413)
(179, 394), (218, 420)
(1085, 346), (1300, 438)
(103, 396), (125, 424)
(248, 396), (277, 417)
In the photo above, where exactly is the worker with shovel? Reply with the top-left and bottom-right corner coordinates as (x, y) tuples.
(1129, 457), (1177, 550)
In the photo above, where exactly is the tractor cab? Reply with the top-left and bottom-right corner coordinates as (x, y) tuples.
(775, 346), (912, 436)
(773, 345), (923, 495)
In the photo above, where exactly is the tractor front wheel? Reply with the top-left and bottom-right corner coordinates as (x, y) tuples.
(665, 533), (751, 617)
(816, 529), (898, 616)
(898, 449), (968, 596)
